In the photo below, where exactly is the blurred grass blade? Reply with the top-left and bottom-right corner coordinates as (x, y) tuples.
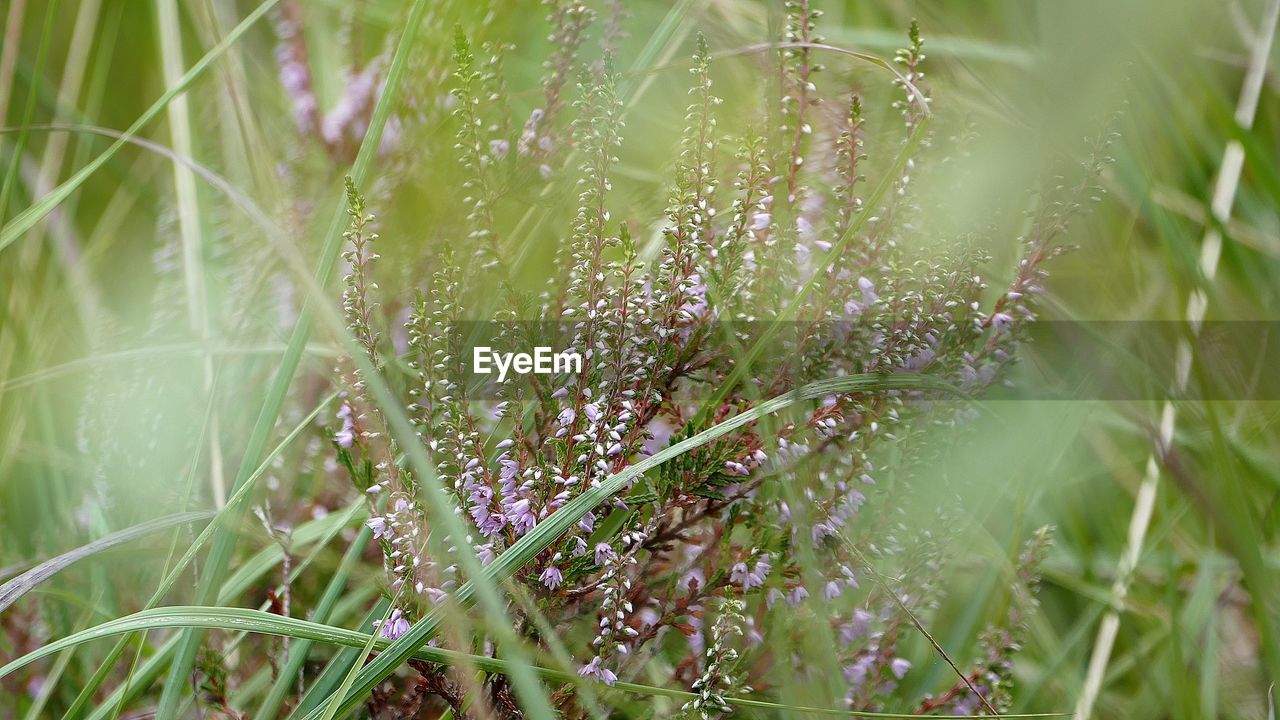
(617, 0), (696, 102)
(0, 0), (28, 127)
(0, 0), (281, 252)
(60, 394), (334, 717)
(155, 1), (433, 714)
(304, 373), (961, 718)
(0, 511), (213, 614)
(154, 0), (225, 509)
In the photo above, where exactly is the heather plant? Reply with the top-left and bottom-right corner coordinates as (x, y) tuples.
(321, 13), (1104, 717)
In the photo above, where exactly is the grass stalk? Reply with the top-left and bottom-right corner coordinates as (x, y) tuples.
(153, 0), (228, 508)
(1073, 1), (1280, 716)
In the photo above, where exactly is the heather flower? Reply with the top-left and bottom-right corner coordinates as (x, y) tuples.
(680, 566), (706, 592)
(334, 403), (356, 448)
(841, 609), (874, 644)
(729, 554), (771, 591)
(367, 516), (392, 541)
(577, 655), (618, 685)
(825, 580), (844, 600)
(539, 565), (564, 590)
(594, 542), (614, 565)
(844, 653), (876, 689)
(374, 608), (411, 640)
(506, 498), (537, 534)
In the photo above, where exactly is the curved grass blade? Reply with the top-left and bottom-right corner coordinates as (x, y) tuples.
(304, 373), (963, 718)
(712, 41), (929, 112)
(74, 503), (366, 720)
(0, 511), (214, 615)
(1, 606), (1068, 719)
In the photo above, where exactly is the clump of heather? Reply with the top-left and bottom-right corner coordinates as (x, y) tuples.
(325, 13), (1105, 718)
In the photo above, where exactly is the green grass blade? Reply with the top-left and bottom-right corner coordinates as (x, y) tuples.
(317, 601), (395, 720)
(0, 0), (57, 224)
(0, 511), (214, 614)
(616, 0), (697, 102)
(287, 599), (390, 719)
(153, 0), (225, 512)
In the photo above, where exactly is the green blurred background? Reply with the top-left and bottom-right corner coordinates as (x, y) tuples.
(2, 0), (1279, 717)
